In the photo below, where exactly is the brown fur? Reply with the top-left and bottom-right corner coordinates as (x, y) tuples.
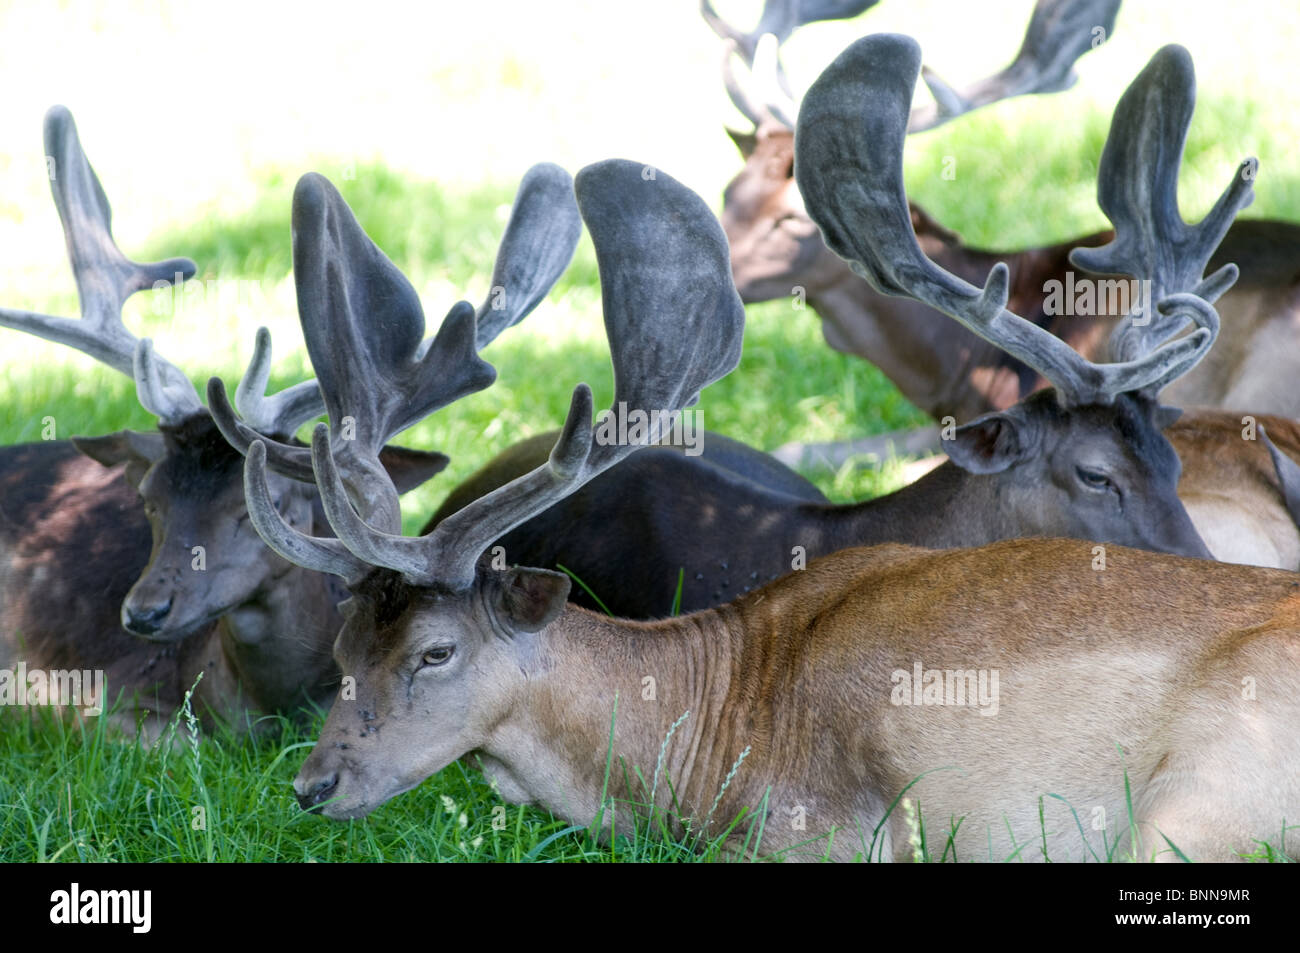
(0, 435), (342, 740)
(295, 537), (1300, 862)
(1167, 410), (1300, 569)
(724, 125), (1300, 422)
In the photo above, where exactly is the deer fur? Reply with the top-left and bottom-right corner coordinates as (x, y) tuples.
(295, 538), (1300, 862)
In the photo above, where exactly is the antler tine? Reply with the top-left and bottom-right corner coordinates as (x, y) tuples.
(705, 1), (878, 129)
(471, 163), (583, 350)
(795, 33), (1212, 408)
(207, 374), (316, 483)
(243, 441), (370, 582)
(1068, 44), (1254, 368)
(205, 325), (325, 484)
(235, 327), (325, 435)
(752, 34), (799, 128)
(0, 106), (203, 424)
(909, 0), (1122, 133)
(295, 160), (746, 590)
(701, 0), (879, 64)
(719, 39), (769, 126)
(291, 172), (496, 533)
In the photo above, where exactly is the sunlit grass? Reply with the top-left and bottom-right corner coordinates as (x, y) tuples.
(1, 0), (1298, 862)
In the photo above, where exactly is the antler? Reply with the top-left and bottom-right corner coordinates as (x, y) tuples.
(0, 106), (203, 425)
(1068, 44), (1254, 386)
(703, 0), (878, 127)
(215, 163), (581, 530)
(706, 1), (1118, 134)
(795, 32), (1215, 408)
(232, 327), (326, 435)
(910, 0), (1122, 132)
(701, 0), (878, 66)
(470, 162), (585, 350)
(244, 160), (745, 591)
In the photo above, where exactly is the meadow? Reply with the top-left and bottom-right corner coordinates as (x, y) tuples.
(1, 0), (1297, 861)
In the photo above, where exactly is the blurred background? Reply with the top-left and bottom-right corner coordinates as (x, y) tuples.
(2, 0), (1298, 527)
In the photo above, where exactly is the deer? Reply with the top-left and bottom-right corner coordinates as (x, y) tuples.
(419, 32), (1262, 619)
(0, 106), (581, 736)
(247, 148), (1295, 863)
(707, 0), (1300, 572)
(709, 0), (1300, 420)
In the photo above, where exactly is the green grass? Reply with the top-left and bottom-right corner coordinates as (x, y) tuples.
(2, 698), (1290, 862)
(0, 161), (923, 860)
(3, 0), (1300, 862)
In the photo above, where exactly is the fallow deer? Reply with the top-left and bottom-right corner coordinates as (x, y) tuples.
(709, 1), (1300, 571)
(422, 33), (1250, 619)
(264, 146), (1293, 863)
(0, 107), (581, 735)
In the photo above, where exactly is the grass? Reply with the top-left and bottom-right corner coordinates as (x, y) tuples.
(3, 0), (1300, 861)
(2, 699), (1290, 862)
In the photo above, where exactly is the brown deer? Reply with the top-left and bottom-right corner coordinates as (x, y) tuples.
(256, 147), (1294, 863)
(710, 0), (1300, 420)
(421, 33), (1258, 619)
(0, 107), (580, 736)
(708, 1), (1300, 571)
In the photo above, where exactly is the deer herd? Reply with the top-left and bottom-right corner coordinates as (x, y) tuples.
(0, 0), (1297, 863)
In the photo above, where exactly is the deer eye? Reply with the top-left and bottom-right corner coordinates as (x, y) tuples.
(1076, 466), (1113, 491)
(421, 646), (454, 667)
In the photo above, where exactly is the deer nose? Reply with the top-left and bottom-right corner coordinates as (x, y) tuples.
(296, 774), (339, 812)
(122, 599), (173, 635)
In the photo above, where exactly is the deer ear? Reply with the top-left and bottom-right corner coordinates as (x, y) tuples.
(73, 430), (166, 466)
(494, 567), (571, 634)
(945, 411), (1032, 474)
(725, 127), (758, 158)
(73, 430), (166, 487)
(1155, 405), (1183, 429)
(377, 445), (450, 495)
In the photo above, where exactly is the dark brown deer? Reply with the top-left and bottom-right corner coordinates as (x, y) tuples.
(260, 145), (1294, 864)
(710, 0), (1300, 421)
(0, 108), (580, 735)
(422, 36), (1252, 619)
(710, 2), (1300, 571)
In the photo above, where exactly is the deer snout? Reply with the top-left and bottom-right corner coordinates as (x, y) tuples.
(122, 598), (173, 636)
(294, 772), (339, 812)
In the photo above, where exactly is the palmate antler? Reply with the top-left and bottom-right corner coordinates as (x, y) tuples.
(909, 0), (1122, 132)
(1069, 45), (1255, 387)
(209, 162), (583, 530)
(242, 160), (745, 590)
(0, 106), (323, 437)
(702, 0), (878, 125)
(705, 0), (1121, 134)
(0, 107), (200, 425)
(794, 33), (1219, 408)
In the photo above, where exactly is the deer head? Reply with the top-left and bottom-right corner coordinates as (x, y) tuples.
(232, 161), (744, 818)
(710, 0), (1121, 303)
(0, 107), (324, 640)
(1, 107), (580, 643)
(795, 33), (1246, 558)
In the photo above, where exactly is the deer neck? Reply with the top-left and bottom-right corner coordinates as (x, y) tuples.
(808, 264), (1007, 423)
(479, 606), (767, 836)
(817, 463), (997, 554)
(211, 564), (341, 715)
